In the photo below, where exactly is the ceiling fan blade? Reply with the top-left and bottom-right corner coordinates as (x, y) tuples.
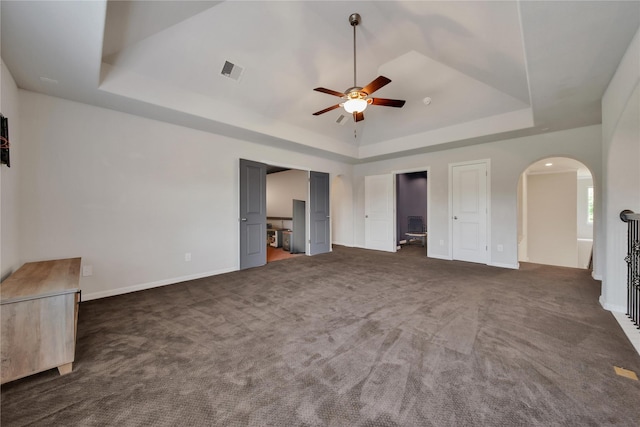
(354, 111), (364, 122)
(361, 76), (391, 95)
(313, 104), (341, 116)
(314, 87), (346, 97)
(371, 98), (406, 108)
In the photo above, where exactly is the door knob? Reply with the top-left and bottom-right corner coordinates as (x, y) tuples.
(453, 216), (458, 220)
(365, 215), (369, 218)
(240, 218), (247, 222)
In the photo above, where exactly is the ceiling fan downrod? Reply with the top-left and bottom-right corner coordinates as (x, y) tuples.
(349, 13), (361, 88)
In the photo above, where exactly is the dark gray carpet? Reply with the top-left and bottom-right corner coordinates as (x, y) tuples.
(2, 245), (639, 426)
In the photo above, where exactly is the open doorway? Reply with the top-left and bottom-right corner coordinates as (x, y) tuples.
(239, 160), (330, 269)
(266, 166), (306, 263)
(396, 171), (428, 254)
(517, 157), (594, 269)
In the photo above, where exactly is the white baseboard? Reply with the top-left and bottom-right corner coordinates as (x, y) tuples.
(599, 296), (626, 313)
(428, 253), (451, 261)
(592, 272), (602, 281)
(332, 241), (355, 247)
(611, 311), (640, 356)
(82, 267), (237, 301)
(488, 261), (520, 269)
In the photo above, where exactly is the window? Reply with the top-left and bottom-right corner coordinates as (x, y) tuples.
(587, 186), (594, 223)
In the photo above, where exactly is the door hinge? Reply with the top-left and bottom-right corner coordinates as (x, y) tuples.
(309, 239), (311, 243)
(486, 245), (488, 250)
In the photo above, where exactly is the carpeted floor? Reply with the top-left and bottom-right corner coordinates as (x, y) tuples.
(2, 245), (639, 426)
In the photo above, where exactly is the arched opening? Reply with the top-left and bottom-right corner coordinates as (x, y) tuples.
(517, 157), (594, 269)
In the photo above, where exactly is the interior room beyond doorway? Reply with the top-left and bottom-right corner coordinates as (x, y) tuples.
(266, 166), (306, 263)
(396, 171), (428, 252)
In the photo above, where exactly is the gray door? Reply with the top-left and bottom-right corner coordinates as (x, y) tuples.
(309, 171), (330, 255)
(239, 159), (266, 269)
(292, 199), (306, 254)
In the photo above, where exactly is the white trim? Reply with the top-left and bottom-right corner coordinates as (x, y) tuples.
(611, 311), (640, 356)
(82, 267), (236, 301)
(592, 272), (602, 281)
(428, 253), (452, 261)
(599, 296), (626, 313)
(488, 262), (520, 269)
(332, 241), (355, 247)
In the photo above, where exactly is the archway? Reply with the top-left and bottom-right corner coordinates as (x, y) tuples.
(517, 157), (594, 269)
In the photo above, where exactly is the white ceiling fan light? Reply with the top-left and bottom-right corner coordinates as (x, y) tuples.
(343, 96), (369, 114)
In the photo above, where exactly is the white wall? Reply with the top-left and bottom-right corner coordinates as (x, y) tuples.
(601, 28), (640, 312)
(353, 125), (603, 270)
(17, 90), (354, 300)
(266, 169), (307, 218)
(1, 60), (21, 281)
(527, 171), (578, 268)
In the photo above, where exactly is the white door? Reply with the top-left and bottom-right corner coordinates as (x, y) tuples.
(365, 174), (395, 252)
(452, 162), (487, 263)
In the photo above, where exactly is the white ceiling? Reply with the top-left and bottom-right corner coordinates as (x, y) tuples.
(1, 1), (638, 163)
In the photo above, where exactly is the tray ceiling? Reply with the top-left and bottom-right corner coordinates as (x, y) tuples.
(1, 1), (638, 162)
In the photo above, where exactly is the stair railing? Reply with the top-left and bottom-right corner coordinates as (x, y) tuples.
(620, 210), (640, 329)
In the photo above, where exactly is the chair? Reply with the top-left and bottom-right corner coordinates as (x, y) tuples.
(405, 216), (426, 246)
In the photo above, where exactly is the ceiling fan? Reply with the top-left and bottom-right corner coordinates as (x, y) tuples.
(313, 13), (406, 123)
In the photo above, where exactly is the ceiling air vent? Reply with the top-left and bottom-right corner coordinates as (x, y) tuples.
(221, 60), (244, 82)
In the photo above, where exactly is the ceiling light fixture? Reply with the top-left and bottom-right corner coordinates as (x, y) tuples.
(343, 96), (369, 114)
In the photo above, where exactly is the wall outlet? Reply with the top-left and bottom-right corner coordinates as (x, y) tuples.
(82, 265), (93, 277)
(185, 253), (192, 262)
(497, 244), (504, 252)
(439, 239), (444, 246)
